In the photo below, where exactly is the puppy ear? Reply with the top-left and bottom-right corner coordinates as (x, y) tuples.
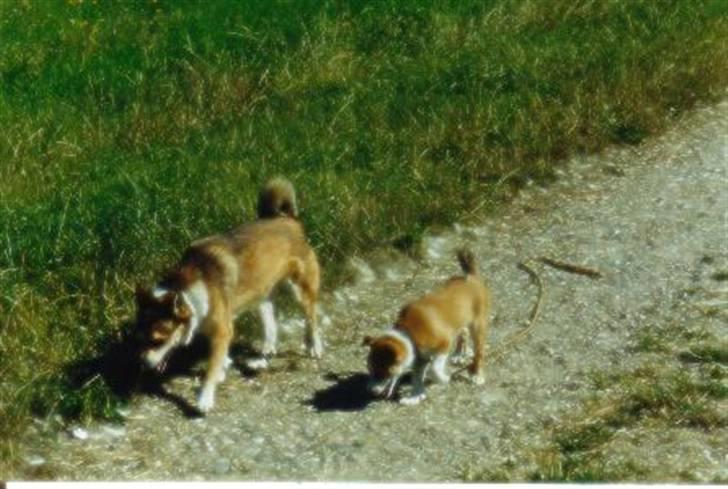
(362, 335), (374, 347)
(173, 294), (192, 321)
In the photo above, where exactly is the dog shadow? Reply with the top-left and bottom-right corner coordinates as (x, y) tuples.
(62, 320), (213, 419)
(304, 371), (378, 412)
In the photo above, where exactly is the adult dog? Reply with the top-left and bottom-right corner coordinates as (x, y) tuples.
(134, 178), (321, 413)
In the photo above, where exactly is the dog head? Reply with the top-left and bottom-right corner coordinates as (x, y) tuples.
(134, 286), (193, 372)
(363, 332), (414, 399)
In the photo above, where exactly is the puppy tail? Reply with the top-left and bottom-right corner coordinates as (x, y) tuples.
(456, 248), (479, 276)
(257, 177), (298, 219)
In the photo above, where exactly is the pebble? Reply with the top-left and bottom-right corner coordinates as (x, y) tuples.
(70, 427), (89, 440)
(25, 454), (46, 466)
(349, 257), (376, 283)
(101, 424), (126, 439)
(214, 458), (231, 475)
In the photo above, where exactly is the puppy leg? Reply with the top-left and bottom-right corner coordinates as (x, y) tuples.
(400, 359), (429, 406)
(451, 329), (472, 366)
(198, 311), (233, 413)
(431, 353), (450, 384)
(468, 317), (488, 385)
(259, 300), (278, 356)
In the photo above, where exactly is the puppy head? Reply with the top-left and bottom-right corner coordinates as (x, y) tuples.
(364, 333), (412, 398)
(134, 286), (192, 372)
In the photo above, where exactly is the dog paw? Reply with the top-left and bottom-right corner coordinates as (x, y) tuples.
(399, 393), (426, 406)
(261, 342), (277, 356)
(245, 357), (270, 371)
(305, 334), (323, 359)
(197, 388), (215, 413)
(470, 374), (485, 386)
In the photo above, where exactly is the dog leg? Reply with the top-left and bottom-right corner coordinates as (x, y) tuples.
(303, 303), (323, 358)
(287, 279), (303, 302)
(468, 317), (487, 385)
(197, 315), (233, 413)
(295, 254), (323, 358)
(400, 359), (429, 406)
(451, 329), (472, 366)
(259, 300), (278, 356)
(431, 353), (450, 384)
(218, 355), (233, 382)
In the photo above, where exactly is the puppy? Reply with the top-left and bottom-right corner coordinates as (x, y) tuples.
(364, 249), (490, 405)
(134, 177), (322, 413)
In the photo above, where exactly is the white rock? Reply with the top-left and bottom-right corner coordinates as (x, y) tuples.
(101, 424), (126, 438)
(25, 455), (46, 466)
(70, 427), (89, 440)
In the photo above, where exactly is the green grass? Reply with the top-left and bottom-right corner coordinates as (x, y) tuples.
(463, 321), (727, 482)
(528, 327), (727, 482)
(2, 0), (728, 474)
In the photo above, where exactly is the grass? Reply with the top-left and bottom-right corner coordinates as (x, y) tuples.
(1, 0), (728, 475)
(463, 320), (727, 482)
(528, 324), (727, 482)
(531, 376), (726, 481)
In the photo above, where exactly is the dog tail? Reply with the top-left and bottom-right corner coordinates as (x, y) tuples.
(257, 177), (298, 219)
(456, 248), (479, 276)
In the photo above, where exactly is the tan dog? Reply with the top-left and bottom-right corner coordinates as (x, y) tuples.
(364, 249), (490, 405)
(134, 178), (321, 413)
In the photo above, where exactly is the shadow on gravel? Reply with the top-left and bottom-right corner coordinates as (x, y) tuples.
(59, 321), (212, 419)
(305, 372), (375, 412)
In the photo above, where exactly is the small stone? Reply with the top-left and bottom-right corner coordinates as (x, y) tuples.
(70, 427), (89, 440)
(25, 455), (46, 466)
(101, 424), (126, 438)
(116, 407), (131, 418)
(214, 458), (231, 475)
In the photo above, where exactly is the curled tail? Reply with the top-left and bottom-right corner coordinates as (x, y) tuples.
(257, 177), (298, 219)
(456, 248), (479, 276)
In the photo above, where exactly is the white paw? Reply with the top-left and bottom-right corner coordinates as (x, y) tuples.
(399, 393), (426, 406)
(306, 333), (323, 359)
(197, 387), (215, 413)
(471, 374), (485, 386)
(261, 342), (277, 356)
(245, 357), (270, 371)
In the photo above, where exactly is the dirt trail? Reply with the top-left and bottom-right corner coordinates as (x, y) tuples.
(17, 101), (728, 481)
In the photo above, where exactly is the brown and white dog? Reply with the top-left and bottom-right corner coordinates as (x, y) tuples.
(364, 249), (490, 405)
(134, 178), (322, 413)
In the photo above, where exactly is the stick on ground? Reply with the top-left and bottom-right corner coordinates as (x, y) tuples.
(539, 256), (603, 279)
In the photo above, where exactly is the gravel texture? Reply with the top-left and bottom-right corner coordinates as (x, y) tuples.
(15, 100), (728, 481)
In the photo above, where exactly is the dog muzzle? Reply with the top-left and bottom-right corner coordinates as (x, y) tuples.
(142, 328), (184, 373)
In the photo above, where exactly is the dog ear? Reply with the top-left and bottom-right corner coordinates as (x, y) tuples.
(362, 335), (374, 347)
(173, 294), (192, 321)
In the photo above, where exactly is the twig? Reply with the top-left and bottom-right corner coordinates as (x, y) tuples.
(453, 260), (545, 376)
(487, 260), (545, 364)
(539, 256), (603, 279)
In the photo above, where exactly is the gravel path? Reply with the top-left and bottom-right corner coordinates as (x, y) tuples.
(17, 101), (728, 481)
